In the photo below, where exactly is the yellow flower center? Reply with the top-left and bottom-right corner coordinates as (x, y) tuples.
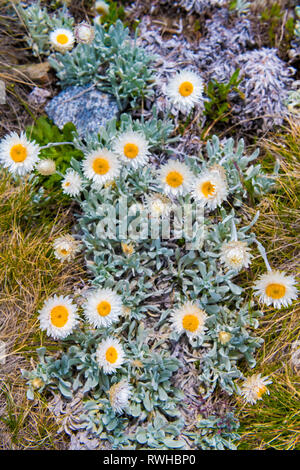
(92, 157), (110, 175)
(166, 171), (183, 188)
(179, 81), (194, 97)
(230, 254), (242, 265)
(59, 248), (70, 256)
(182, 314), (199, 333)
(121, 242), (134, 256)
(124, 143), (139, 159)
(96, 5), (108, 15)
(56, 33), (69, 45)
(201, 181), (215, 198)
(106, 346), (118, 364)
(257, 385), (267, 398)
(10, 144), (27, 163)
(64, 181), (71, 187)
(50, 305), (69, 328)
(97, 300), (111, 317)
(265, 283), (286, 299)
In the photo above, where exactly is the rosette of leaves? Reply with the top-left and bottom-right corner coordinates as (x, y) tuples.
(49, 20), (156, 110)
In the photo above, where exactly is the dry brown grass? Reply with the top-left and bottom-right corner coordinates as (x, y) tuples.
(236, 118), (300, 450)
(0, 0), (50, 138)
(0, 172), (87, 449)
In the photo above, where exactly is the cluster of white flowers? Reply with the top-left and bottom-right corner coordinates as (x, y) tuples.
(2, 2), (299, 425)
(38, 287), (127, 382)
(49, 18), (97, 53)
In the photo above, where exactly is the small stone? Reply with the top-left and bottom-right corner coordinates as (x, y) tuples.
(28, 87), (51, 106)
(45, 84), (119, 137)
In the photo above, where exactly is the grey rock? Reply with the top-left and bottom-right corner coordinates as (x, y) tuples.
(28, 87), (51, 107)
(45, 84), (119, 137)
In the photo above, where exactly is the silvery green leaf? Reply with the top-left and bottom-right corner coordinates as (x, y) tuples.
(106, 418), (119, 431)
(136, 431), (147, 444)
(58, 380), (73, 399)
(227, 281), (243, 295)
(163, 438), (186, 449)
(143, 391), (153, 412)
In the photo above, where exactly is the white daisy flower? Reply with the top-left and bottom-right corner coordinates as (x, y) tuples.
(74, 23), (95, 44)
(166, 70), (204, 114)
(158, 160), (195, 198)
(112, 131), (150, 169)
(109, 379), (131, 414)
(62, 170), (83, 197)
(253, 270), (298, 309)
(145, 193), (172, 218)
(83, 287), (123, 328)
(96, 337), (125, 374)
(49, 28), (75, 53)
(193, 166), (228, 210)
(82, 148), (120, 186)
(38, 294), (79, 340)
(36, 158), (56, 176)
(171, 301), (207, 338)
(53, 234), (81, 263)
(220, 241), (251, 271)
(95, 0), (109, 15)
(241, 373), (272, 405)
(0, 132), (40, 176)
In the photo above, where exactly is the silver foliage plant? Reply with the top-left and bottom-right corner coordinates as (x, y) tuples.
(48, 20), (156, 111)
(17, 0), (287, 450)
(17, 2), (156, 112)
(22, 109), (278, 448)
(17, 1), (74, 57)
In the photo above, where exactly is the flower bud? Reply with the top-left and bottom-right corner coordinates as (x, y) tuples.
(36, 159), (56, 176)
(218, 331), (232, 345)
